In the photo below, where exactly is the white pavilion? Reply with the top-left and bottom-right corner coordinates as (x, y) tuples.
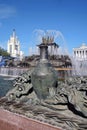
(7, 29), (24, 60)
(73, 43), (87, 60)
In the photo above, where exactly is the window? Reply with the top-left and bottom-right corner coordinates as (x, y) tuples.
(86, 50), (87, 55)
(10, 45), (12, 54)
(15, 45), (18, 51)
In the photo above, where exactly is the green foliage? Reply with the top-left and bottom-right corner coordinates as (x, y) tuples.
(0, 47), (10, 56)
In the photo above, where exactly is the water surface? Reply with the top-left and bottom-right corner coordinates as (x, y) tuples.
(0, 76), (14, 97)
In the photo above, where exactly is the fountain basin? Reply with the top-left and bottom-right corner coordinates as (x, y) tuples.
(0, 108), (61, 130)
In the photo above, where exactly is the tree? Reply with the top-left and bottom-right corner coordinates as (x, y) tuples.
(0, 47), (10, 56)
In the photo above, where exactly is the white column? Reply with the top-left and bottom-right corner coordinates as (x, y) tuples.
(76, 50), (77, 57)
(84, 50), (86, 59)
(77, 51), (78, 57)
(83, 50), (84, 59)
(78, 50), (80, 58)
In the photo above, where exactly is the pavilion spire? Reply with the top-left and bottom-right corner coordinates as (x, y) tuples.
(12, 29), (16, 37)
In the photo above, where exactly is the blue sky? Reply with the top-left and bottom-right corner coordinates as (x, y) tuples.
(0, 0), (87, 56)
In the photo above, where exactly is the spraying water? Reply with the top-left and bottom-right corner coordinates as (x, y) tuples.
(33, 29), (69, 55)
(71, 57), (87, 76)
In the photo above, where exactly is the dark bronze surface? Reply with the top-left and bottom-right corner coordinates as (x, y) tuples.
(31, 43), (58, 99)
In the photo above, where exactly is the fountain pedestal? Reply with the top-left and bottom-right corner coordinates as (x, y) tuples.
(31, 44), (58, 100)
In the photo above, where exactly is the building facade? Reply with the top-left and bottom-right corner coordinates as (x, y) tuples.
(73, 43), (87, 60)
(7, 29), (24, 60)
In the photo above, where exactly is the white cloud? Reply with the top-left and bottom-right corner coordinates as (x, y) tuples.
(0, 4), (16, 19)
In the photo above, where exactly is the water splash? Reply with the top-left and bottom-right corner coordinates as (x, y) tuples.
(0, 67), (28, 77)
(71, 57), (87, 76)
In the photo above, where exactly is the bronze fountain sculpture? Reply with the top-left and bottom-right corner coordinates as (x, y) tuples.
(0, 36), (87, 130)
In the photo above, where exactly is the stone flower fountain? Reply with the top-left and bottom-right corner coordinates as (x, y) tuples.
(0, 36), (87, 130)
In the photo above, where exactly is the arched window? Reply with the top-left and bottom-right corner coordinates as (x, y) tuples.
(86, 50), (87, 55)
(74, 51), (76, 55)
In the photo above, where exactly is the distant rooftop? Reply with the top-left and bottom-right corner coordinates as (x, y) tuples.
(73, 43), (87, 50)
